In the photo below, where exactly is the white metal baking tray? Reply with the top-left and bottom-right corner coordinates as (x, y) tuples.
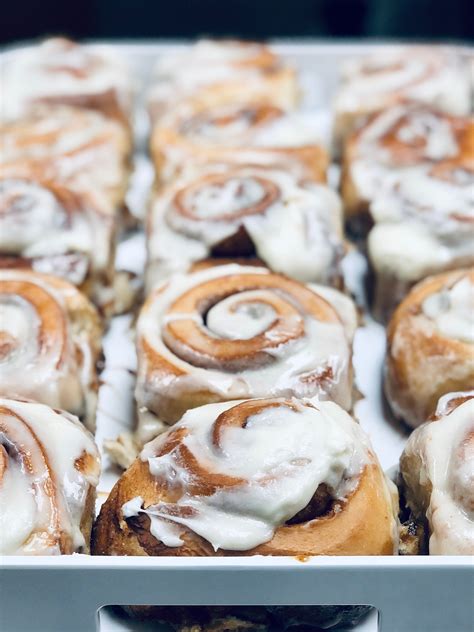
(0, 42), (472, 632)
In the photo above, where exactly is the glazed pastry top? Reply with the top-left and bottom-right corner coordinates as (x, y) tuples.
(123, 398), (372, 551)
(422, 276), (474, 343)
(0, 398), (100, 555)
(401, 393), (474, 555)
(137, 264), (357, 416)
(0, 38), (132, 120)
(148, 165), (343, 284)
(335, 48), (471, 116)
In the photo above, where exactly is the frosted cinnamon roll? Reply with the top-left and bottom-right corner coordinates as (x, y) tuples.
(151, 102), (328, 183)
(0, 269), (102, 430)
(385, 269), (474, 428)
(148, 40), (298, 121)
(0, 105), (131, 210)
(0, 171), (116, 314)
(341, 103), (473, 225)
(146, 164), (344, 287)
(0, 38), (132, 124)
(0, 398), (100, 555)
(368, 155), (474, 320)
(334, 47), (471, 151)
(93, 397), (398, 558)
(135, 264), (357, 446)
(399, 391), (474, 555)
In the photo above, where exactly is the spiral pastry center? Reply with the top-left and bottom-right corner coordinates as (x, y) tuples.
(173, 174), (279, 222)
(162, 274), (336, 371)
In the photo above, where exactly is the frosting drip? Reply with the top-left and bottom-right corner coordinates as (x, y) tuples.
(422, 276), (474, 343)
(123, 398), (370, 551)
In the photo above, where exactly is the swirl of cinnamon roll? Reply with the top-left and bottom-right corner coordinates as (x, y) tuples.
(0, 105), (130, 209)
(342, 103), (473, 221)
(151, 101), (328, 183)
(334, 47), (471, 150)
(135, 263), (357, 445)
(400, 391), (474, 555)
(147, 164), (344, 286)
(0, 172), (116, 308)
(0, 269), (102, 429)
(148, 39), (298, 121)
(367, 153), (474, 320)
(92, 397), (398, 557)
(0, 397), (100, 555)
(0, 38), (132, 124)
(385, 269), (474, 428)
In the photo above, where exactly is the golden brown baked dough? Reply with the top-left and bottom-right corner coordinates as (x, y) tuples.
(133, 263), (357, 447)
(385, 269), (474, 428)
(399, 391), (474, 555)
(0, 397), (100, 555)
(0, 269), (103, 429)
(93, 398), (398, 558)
(150, 101), (328, 183)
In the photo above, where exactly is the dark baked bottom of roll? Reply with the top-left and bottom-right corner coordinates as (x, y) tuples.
(122, 605), (373, 630)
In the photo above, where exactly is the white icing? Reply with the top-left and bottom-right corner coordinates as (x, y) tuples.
(0, 398), (100, 555)
(0, 38), (132, 121)
(136, 265), (356, 443)
(336, 48), (471, 117)
(0, 270), (97, 425)
(147, 167), (343, 286)
(422, 277), (474, 343)
(368, 168), (474, 281)
(349, 104), (461, 204)
(403, 397), (474, 555)
(0, 178), (113, 273)
(124, 399), (371, 551)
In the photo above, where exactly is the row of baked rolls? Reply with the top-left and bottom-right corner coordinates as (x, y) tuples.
(151, 100), (329, 184)
(334, 46), (471, 154)
(148, 39), (299, 122)
(341, 102), (473, 232)
(0, 269), (102, 430)
(0, 37), (133, 128)
(146, 163), (345, 287)
(0, 169), (119, 314)
(385, 268), (473, 428)
(0, 397), (100, 555)
(399, 391), (474, 555)
(121, 263), (357, 465)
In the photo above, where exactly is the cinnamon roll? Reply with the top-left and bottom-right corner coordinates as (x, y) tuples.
(0, 38), (132, 125)
(334, 47), (471, 152)
(93, 397), (398, 559)
(0, 105), (131, 210)
(399, 391), (474, 555)
(385, 269), (474, 428)
(0, 269), (102, 430)
(367, 152), (474, 320)
(0, 171), (117, 314)
(146, 164), (344, 287)
(151, 101), (329, 183)
(135, 263), (357, 446)
(341, 103), (473, 227)
(0, 397), (100, 555)
(148, 40), (298, 121)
